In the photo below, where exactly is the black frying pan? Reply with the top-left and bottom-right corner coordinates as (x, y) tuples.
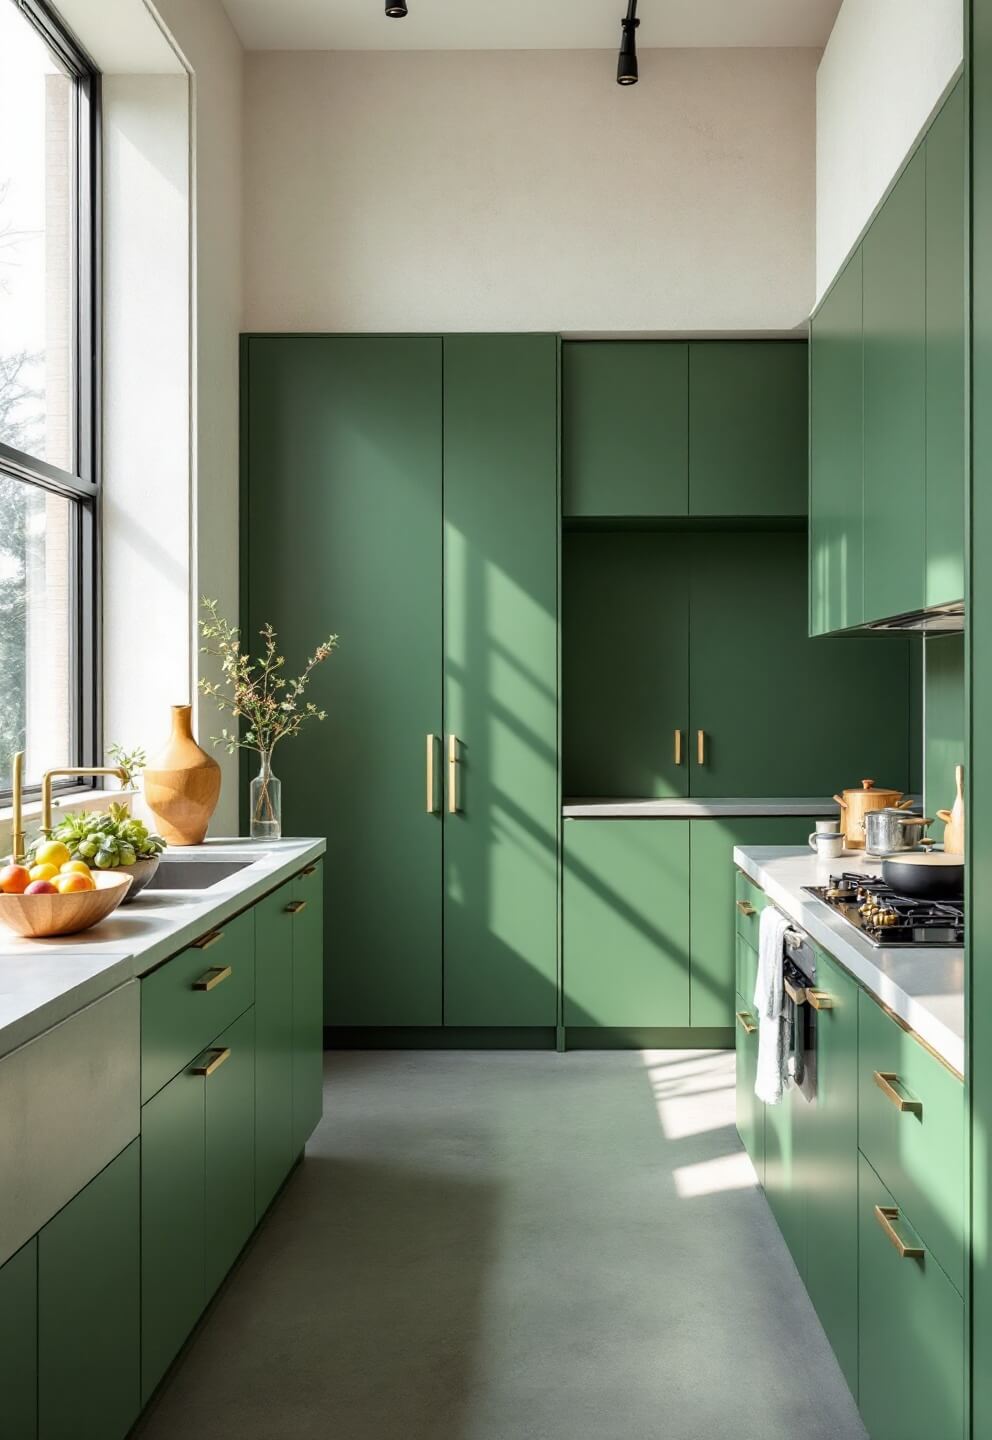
(881, 853), (964, 900)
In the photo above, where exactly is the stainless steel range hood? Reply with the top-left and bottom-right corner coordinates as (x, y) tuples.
(865, 600), (965, 633)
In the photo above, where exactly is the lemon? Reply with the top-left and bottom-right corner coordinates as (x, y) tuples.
(29, 862), (59, 884)
(60, 859), (92, 877)
(34, 840), (72, 870)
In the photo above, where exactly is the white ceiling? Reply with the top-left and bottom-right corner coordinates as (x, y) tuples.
(221, 0), (843, 53)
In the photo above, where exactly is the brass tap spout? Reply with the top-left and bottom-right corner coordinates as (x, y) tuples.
(10, 751), (25, 864)
(40, 767), (129, 836)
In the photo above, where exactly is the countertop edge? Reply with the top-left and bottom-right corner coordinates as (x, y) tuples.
(733, 845), (964, 1076)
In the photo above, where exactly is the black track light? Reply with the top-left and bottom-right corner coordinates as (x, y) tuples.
(385, 1), (408, 15)
(617, 0), (639, 85)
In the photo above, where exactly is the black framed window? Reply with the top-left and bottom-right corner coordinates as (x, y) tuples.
(0, 0), (99, 800)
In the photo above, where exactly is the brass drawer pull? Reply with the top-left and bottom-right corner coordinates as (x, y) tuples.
(873, 1071), (923, 1117)
(736, 899), (757, 918)
(448, 734), (459, 813)
(193, 964), (232, 992)
(875, 1204), (924, 1260)
(301, 864), (317, 876)
(697, 729), (706, 765)
(674, 729), (683, 766)
(735, 1010), (757, 1036)
(192, 929), (224, 951)
(192, 1047), (231, 1078)
(426, 733), (439, 813)
(784, 977), (807, 1006)
(285, 900), (307, 915)
(807, 990), (835, 1011)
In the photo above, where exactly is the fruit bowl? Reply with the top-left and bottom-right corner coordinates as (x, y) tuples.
(0, 871), (133, 939)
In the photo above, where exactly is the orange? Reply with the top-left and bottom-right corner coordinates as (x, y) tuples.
(55, 871), (96, 894)
(0, 864), (30, 895)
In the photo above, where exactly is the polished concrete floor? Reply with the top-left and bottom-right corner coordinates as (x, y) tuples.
(137, 1050), (867, 1440)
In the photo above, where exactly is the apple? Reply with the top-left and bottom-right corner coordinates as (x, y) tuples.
(24, 880), (58, 895)
(0, 864), (30, 895)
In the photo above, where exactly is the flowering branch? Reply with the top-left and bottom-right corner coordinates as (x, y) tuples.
(197, 598), (337, 758)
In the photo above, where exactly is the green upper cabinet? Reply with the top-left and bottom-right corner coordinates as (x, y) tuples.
(688, 341), (807, 517)
(244, 337), (443, 1027)
(562, 341), (689, 516)
(0, 1239), (37, 1440)
(925, 78), (966, 609)
(809, 251), (864, 635)
(563, 819), (690, 1028)
(862, 147), (927, 623)
(442, 335), (559, 1027)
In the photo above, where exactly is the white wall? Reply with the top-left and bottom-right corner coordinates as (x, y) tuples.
(243, 47), (818, 335)
(816, 0), (963, 299)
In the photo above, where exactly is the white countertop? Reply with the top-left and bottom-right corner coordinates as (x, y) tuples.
(0, 837), (325, 1061)
(564, 797), (841, 818)
(734, 846), (964, 1076)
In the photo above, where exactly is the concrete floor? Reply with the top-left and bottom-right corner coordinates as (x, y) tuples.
(137, 1049), (868, 1440)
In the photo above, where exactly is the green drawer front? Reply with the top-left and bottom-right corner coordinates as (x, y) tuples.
(858, 990), (964, 1292)
(141, 908), (255, 1103)
(858, 1153), (964, 1440)
(735, 932), (758, 1008)
(734, 994), (763, 1183)
(734, 871), (768, 948)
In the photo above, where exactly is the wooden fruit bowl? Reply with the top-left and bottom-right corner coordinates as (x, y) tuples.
(0, 872), (133, 939)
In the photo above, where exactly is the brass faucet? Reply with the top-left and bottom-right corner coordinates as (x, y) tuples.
(9, 754), (129, 861)
(40, 766), (129, 836)
(10, 751), (25, 863)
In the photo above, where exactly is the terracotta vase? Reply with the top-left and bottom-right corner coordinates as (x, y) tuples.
(143, 705), (221, 845)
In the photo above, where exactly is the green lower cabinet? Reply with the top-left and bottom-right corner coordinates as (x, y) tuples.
(803, 950), (859, 1399)
(292, 863), (325, 1154)
(0, 1239), (37, 1439)
(688, 819), (815, 1027)
(204, 1010), (255, 1300)
(563, 820), (690, 1027)
(858, 1152), (964, 1440)
(141, 1064), (206, 1403)
(763, 1073), (806, 1279)
(38, 1141), (140, 1440)
(734, 994), (763, 1183)
(254, 881), (296, 1221)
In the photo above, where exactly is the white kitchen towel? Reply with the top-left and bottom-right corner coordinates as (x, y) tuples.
(753, 904), (791, 1105)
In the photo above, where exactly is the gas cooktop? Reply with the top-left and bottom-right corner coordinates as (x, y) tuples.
(803, 872), (964, 949)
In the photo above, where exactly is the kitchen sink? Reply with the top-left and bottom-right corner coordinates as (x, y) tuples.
(143, 858), (255, 891)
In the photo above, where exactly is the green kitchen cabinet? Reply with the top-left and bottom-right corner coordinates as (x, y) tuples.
(734, 993), (763, 1183)
(563, 820), (690, 1028)
(925, 77), (966, 609)
(763, 1066), (807, 1279)
(858, 1152), (964, 1440)
(562, 532), (689, 799)
(563, 341), (689, 516)
(0, 1239), (37, 1439)
(863, 147), (926, 623)
(803, 949), (859, 1399)
(254, 880), (296, 1219)
(809, 250), (864, 635)
(38, 1141), (140, 1440)
(292, 861), (325, 1154)
(204, 1010), (255, 1301)
(688, 532), (913, 796)
(688, 341), (807, 517)
(243, 336), (443, 1027)
(442, 335), (559, 1027)
(141, 1064), (206, 1402)
(689, 818), (814, 1027)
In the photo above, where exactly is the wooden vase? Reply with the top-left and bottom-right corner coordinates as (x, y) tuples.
(936, 763), (966, 857)
(143, 704), (221, 845)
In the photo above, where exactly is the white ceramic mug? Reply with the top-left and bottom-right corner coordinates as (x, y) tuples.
(809, 829), (844, 859)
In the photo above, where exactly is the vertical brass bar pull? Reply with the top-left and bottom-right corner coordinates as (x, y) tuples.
(697, 730), (706, 765)
(448, 734), (459, 814)
(674, 730), (683, 766)
(426, 734), (439, 813)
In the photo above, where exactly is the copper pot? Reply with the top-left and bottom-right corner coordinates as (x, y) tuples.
(832, 779), (910, 850)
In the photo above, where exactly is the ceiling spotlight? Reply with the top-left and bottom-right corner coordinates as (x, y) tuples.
(385, 1), (408, 14)
(617, 0), (639, 85)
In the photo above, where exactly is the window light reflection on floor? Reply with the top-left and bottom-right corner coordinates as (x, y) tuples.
(642, 1048), (738, 1141)
(673, 1151), (758, 1199)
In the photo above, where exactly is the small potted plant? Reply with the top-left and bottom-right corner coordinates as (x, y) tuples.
(29, 803), (167, 901)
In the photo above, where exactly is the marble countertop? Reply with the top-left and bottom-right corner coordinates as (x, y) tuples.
(734, 846), (964, 1076)
(564, 797), (842, 818)
(0, 837), (325, 1061)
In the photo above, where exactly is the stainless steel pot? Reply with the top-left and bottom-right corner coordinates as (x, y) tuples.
(863, 808), (932, 856)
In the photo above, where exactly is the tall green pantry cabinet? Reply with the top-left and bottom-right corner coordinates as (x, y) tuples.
(242, 335), (559, 1035)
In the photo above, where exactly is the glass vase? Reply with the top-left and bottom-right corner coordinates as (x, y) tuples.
(250, 753), (282, 840)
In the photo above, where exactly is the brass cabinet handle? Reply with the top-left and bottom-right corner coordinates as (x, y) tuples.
(285, 900), (307, 915)
(448, 734), (459, 814)
(674, 729), (683, 766)
(736, 899), (757, 917)
(697, 729), (706, 765)
(735, 1010), (757, 1036)
(301, 864), (317, 876)
(193, 964), (232, 991)
(192, 1047), (231, 1078)
(873, 1071), (923, 1117)
(875, 1205), (924, 1260)
(784, 977), (807, 1006)
(807, 990), (835, 1011)
(192, 929), (224, 951)
(426, 733), (440, 813)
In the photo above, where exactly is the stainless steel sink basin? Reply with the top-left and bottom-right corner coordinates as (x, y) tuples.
(143, 858), (255, 891)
